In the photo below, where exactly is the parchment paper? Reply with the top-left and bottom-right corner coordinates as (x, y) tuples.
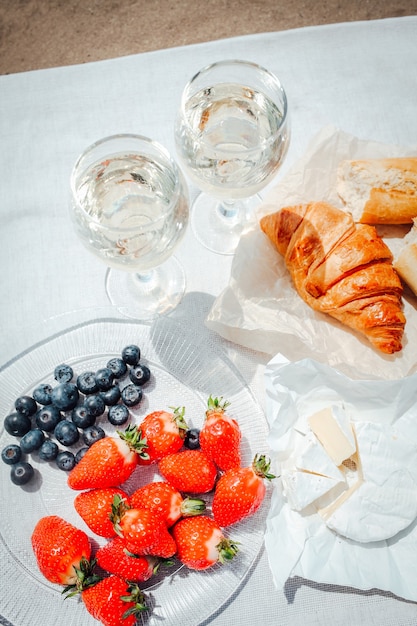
(206, 126), (417, 380)
(263, 355), (417, 602)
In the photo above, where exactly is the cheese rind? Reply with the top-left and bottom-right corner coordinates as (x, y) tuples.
(308, 405), (356, 466)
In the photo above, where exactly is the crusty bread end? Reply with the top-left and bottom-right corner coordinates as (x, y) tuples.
(337, 157), (417, 224)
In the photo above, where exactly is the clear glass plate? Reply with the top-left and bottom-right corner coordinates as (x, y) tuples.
(0, 312), (269, 626)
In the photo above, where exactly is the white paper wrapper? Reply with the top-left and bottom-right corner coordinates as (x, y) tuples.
(264, 354), (417, 602)
(206, 126), (417, 380)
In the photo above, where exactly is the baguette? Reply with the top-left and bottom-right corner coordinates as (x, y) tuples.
(394, 219), (417, 296)
(337, 157), (417, 224)
(260, 201), (405, 354)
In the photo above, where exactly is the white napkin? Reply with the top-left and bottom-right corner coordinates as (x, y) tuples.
(263, 354), (417, 602)
(206, 125), (417, 380)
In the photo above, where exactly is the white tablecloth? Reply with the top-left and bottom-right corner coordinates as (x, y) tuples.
(1, 15), (417, 626)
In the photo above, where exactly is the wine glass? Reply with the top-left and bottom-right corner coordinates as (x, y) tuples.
(174, 59), (290, 255)
(70, 134), (189, 319)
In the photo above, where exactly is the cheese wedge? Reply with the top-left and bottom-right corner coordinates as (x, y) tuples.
(308, 405), (356, 466)
(281, 468), (341, 512)
(295, 431), (346, 482)
(319, 424), (363, 520)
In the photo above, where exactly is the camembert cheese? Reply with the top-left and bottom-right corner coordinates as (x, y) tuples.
(281, 406), (417, 543)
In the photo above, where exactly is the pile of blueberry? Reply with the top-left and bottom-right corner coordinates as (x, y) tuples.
(1, 345), (151, 486)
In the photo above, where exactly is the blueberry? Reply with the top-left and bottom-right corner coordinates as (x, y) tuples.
(129, 364), (151, 386)
(51, 383), (79, 411)
(4, 412), (32, 437)
(83, 425), (106, 446)
(184, 428), (201, 450)
(107, 357), (128, 378)
(54, 420), (80, 447)
(1, 444), (22, 465)
(122, 345), (141, 366)
(33, 383), (53, 405)
(11, 461), (34, 485)
(71, 405), (96, 429)
(35, 405), (63, 432)
(108, 403), (130, 426)
(84, 394), (106, 418)
(76, 371), (99, 395)
(54, 363), (74, 383)
(95, 367), (114, 391)
(20, 428), (45, 453)
(100, 383), (121, 406)
(75, 446), (89, 463)
(38, 439), (59, 461)
(121, 383), (143, 407)
(56, 451), (76, 471)
(15, 395), (38, 417)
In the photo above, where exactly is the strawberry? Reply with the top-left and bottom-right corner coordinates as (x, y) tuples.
(113, 506), (177, 558)
(212, 454), (275, 527)
(137, 406), (188, 465)
(199, 396), (241, 471)
(74, 487), (130, 538)
(172, 516), (239, 570)
(96, 537), (158, 582)
(81, 575), (147, 626)
(31, 515), (93, 585)
(158, 450), (218, 494)
(130, 481), (206, 527)
(67, 425), (147, 490)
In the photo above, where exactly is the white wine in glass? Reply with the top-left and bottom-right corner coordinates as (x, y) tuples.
(70, 134), (189, 319)
(175, 60), (290, 255)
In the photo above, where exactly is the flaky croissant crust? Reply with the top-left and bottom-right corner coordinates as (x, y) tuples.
(260, 201), (405, 354)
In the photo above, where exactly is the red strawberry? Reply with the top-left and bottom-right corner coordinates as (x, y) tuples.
(172, 516), (239, 570)
(114, 507), (177, 558)
(31, 515), (92, 585)
(96, 537), (158, 582)
(199, 396), (241, 471)
(158, 450), (218, 494)
(212, 454), (275, 527)
(67, 425), (147, 490)
(137, 407), (188, 465)
(74, 488), (130, 538)
(130, 481), (206, 527)
(81, 575), (146, 626)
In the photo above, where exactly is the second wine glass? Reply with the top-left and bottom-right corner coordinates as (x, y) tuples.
(174, 59), (290, 255)
(70, 134), (189, 319)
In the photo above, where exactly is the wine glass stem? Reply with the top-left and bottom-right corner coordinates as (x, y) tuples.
(217, 200), (239, 221)
(131, 269), (159, 289)
(134, 270), (154, 284)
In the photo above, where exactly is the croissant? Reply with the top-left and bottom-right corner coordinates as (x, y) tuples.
(260, 201), (405, 354)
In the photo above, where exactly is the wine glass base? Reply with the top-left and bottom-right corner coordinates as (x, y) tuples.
(104, 256), (186, 320)
(190, 192), (262, 255)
